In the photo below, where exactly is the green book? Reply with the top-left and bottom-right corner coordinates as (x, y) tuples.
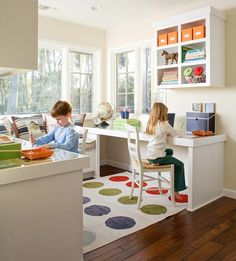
(0, 158), (21, 169)
(0, 142), (21, 160)
(112, 119), (140, 128)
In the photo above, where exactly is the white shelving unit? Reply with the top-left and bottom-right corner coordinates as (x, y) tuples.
(153, 6), (225, 89)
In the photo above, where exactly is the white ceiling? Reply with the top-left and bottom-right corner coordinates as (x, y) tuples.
(39, 0), (236, 30)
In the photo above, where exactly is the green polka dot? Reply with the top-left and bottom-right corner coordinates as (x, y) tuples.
(140, 204), (167, 215)
(99, 188), (122, 196)
(118, 196), (138, 205)
(83, 182), (104, 188)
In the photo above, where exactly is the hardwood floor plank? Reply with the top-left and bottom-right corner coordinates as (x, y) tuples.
(214, 222), (236, 245)
(210, 239), (236, 260)
(222, 249), (236, 261)
(154, 245), (195, 261)
(190, 220), (231, 249)
(185, 241), (223, 261)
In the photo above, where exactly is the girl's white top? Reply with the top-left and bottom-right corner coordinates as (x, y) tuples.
(146, 121), (178, 159)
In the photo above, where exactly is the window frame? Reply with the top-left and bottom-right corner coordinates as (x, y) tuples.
(109, 45), (138, 117)
(2, 40), (101, 117)
(116, 50), (136, 113)
(109, 40), (166, 117)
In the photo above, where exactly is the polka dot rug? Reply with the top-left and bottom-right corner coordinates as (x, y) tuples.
(83, 171), (187, 254)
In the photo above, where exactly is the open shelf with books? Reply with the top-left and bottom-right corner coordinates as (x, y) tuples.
(154, 6), (225, 89)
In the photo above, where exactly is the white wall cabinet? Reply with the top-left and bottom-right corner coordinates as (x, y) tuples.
(0, 0), (38, 76)
(154, 6), (225, 89)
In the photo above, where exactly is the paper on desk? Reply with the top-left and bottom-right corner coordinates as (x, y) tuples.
(26, 120), (42, 136)
(177, 133), (198, 139)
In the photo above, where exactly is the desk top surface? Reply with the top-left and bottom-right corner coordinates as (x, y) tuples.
(86, 126), (226, 148)
(0, 145), (89, 186)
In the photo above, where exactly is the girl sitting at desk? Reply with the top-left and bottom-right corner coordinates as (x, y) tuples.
(146, 102), (187, 202)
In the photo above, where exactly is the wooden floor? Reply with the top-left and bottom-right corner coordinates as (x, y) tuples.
(84, 166), (236, 261)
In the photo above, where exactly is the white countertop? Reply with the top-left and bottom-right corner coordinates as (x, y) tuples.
(0, 148), (89, 186)
(86, 126), (226, 148)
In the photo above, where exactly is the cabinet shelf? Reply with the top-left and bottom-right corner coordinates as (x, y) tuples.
(154, 6), (225, 89)
(157, 82), (209, 89)
(181, 60), (206, 66)
(156, 43), (179, 50)
(181, 38), (206, 46)
(157, 64), (179, 70)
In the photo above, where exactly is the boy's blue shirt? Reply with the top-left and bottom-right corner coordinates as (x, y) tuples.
(35, 124), (79, 153)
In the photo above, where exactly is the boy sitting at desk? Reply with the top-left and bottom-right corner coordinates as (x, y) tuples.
(29, 100), (79, 153)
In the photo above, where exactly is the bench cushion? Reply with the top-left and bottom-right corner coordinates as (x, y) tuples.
(12, 114), (46, 140)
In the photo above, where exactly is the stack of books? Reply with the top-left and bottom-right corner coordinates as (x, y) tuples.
(161, 70), (178, 85)
(184, 48), (206, 62)
(0, 135), (21, 160)
(112, 119), (140, 130)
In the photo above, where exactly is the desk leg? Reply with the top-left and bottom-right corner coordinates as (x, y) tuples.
(187, 142), (224, 211)
(95, 134), (101, 178)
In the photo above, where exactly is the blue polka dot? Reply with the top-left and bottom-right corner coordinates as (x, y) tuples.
(105, 216), (136, 229)
(83, 197), (91, 204)
(84, 205), (111, 216)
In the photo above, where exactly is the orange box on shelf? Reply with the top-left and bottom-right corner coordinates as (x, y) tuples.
(193, 25), (205, 40)
(181, 28), (192, 42)
(158, 34), (167, 46)
(168, 31), (178, 44)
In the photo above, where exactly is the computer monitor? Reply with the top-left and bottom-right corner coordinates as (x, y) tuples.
(168, 113), (175, 127)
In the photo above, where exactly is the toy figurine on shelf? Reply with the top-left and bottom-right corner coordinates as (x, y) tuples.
(162, 50), (178, 65)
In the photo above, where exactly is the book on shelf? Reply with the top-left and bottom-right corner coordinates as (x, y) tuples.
(161, 70), (178, 85)
(183, 58), (205, 62)
(185, 49), (206, 61)
(182, 46), (194, 62)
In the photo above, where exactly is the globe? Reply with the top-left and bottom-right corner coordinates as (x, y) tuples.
(97, 102), (113, 121)
(94, 102), (113, 127)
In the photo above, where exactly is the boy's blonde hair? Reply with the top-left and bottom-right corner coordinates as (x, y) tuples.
(51, 100), (72, 117)
(146, 102), (168, 135)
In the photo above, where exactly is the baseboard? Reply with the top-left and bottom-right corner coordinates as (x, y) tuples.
(101, 159), (131, 172)
(223, 188), (236, 199)
(187, 194), (224, 212)
(100, 160), (108, 166)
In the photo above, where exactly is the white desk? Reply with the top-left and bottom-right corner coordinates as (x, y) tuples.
(0, 148), (89, 261)
(87, 127), (226, 212)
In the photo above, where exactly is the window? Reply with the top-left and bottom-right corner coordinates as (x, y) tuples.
(0, 42), (100, 115)
(69, 51), (93, 114)
(110, 42), (166, 116)
(116, 51), (135, 113)
(0, 48), (62, 114)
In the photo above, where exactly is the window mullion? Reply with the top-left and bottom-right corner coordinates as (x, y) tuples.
(62, 47), (69, 100)
(126, 53), (128, 108)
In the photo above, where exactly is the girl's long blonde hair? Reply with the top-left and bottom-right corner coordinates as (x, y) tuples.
(146, 102), (168, 135)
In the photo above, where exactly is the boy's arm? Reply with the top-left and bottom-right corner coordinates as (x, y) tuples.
(49, 128), (78, 152)
(35, 129), (55, 145)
